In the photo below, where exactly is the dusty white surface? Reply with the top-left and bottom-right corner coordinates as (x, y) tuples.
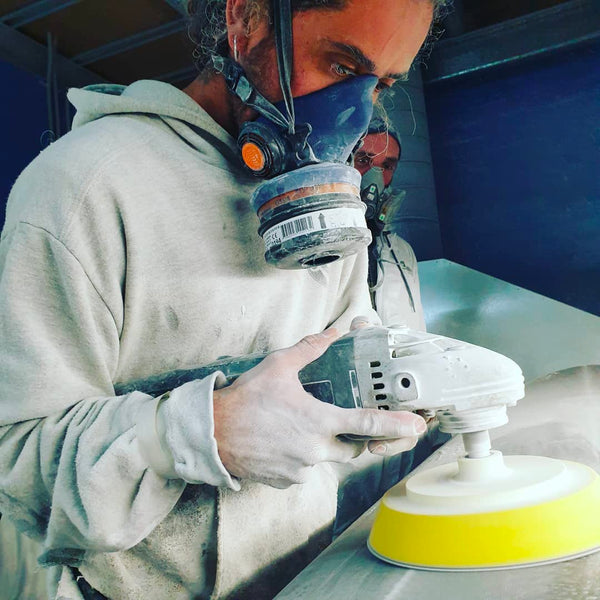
(275, 366), (600, 600)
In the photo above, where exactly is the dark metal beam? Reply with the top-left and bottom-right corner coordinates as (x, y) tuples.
(73, 20), (186, 65)
(0, 21), (107, 87)
(162, 0), (187, 17)
(424, 0), (600, 84)
(0, 0), (81, 28)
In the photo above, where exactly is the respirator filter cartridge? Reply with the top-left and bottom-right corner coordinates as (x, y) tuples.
(252, 163), (371, 269)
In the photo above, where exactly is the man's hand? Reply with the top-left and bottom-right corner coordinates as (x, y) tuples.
(213, 328), (426, 489)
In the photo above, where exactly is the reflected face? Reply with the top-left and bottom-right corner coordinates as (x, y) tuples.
(354, 131), (400, 187)
(237, 0), (434, 103)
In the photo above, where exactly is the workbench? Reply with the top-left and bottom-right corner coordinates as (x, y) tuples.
(275, 261), (600, 600)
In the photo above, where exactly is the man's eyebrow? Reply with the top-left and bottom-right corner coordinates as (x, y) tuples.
(330, 41), (376, 72)
(329, 41), (409, 80)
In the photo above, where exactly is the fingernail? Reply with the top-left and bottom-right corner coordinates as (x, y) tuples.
(372, 443), (388, 455)
(320, 327), (338, 338)
(350, 316), (370, 330)
(414, 419), (427, 435)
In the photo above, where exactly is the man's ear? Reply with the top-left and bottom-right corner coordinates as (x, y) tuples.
(225, 0), (269, 58)
(225, 0), (251, 57)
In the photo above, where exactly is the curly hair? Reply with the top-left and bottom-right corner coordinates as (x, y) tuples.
(186, 0), (450, 71)
(187, 1), (344, 69)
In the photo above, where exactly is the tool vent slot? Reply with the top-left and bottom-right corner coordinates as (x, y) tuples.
(370, 362), (387, 396)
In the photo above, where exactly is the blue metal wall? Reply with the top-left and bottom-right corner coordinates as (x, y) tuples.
(0, 61), (48, 228)
(424, 40), (600, 316)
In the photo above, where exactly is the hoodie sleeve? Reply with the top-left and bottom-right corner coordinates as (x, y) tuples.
(0, 221), (233, 566)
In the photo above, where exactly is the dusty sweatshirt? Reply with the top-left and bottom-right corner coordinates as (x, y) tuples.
(372, 231), (426, 330)
(0, 80), (378, 599)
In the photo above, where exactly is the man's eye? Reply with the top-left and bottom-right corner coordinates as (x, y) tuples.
(332, 63), (355, 77)
(376, 78), (397, 92)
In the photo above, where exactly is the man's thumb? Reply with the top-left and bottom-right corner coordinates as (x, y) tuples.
(285, 328), (340, 369)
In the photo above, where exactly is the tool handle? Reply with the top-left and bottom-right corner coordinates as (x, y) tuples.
(114, 334), (360, 410)
(114, 352), (267, 397)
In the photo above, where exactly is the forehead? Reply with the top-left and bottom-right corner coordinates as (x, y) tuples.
(294, 0), (434, 78)
(360, 131), (400, 159)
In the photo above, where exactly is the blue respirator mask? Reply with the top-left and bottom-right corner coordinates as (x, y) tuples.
(211, 0), (375, 269)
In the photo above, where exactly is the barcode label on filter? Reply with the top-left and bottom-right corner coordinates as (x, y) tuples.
(263, 207), (366, 248)
(281, 216), (314, 238)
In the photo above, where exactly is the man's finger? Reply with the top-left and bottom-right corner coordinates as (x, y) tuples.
(338, 408), (427, 440)
(324, 436), (367, 463)
(368, 436), (419, 456)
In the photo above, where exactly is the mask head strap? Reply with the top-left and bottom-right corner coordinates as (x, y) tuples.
(212, 1), (315, 176)
(211, 55), (289, 130)
(273, 0), (295, 134)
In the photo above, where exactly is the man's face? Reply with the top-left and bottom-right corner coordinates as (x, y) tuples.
(237, 0), (433, 105)
(354, 132), (400, 187)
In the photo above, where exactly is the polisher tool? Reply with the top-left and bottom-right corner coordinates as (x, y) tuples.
(364, 328), (600, 571)
(116, 326), (600, 570)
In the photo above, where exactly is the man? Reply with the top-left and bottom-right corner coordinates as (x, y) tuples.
(0, 1), (439, 598)
(354, 115), (427, 330)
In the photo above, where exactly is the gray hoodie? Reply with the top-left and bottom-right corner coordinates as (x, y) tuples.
(0, 80), (374, 599)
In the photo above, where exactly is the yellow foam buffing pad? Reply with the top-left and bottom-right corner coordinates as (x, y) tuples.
(368, 452), (600, 570)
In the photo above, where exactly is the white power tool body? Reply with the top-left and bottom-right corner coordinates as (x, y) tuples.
(116, 326), (525, 446)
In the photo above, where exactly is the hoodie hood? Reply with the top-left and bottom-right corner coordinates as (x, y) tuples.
(67, 79), (239, 158)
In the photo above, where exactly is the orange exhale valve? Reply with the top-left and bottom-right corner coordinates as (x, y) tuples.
(241, 142), (266, 172)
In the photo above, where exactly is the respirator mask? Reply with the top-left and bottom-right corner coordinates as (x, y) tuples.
(361, 168), (406, 234)
(212, 0), (375, 269)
